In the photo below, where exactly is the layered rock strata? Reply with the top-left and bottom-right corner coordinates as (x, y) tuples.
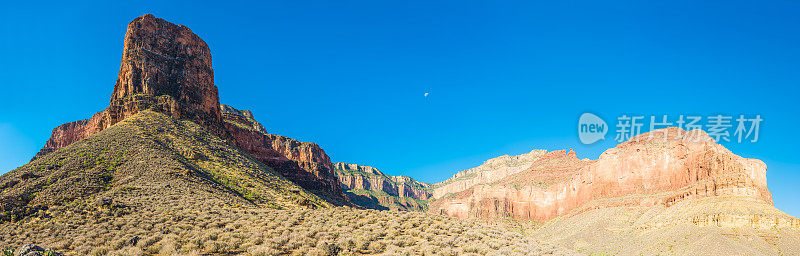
(432, 149), (547, 199)
(30, 14), (348, 205)
(222, 105), (347, 205)
(335, 162), (432, 210)
(33, 14), (224, 160)
(430, 128), (781, 225)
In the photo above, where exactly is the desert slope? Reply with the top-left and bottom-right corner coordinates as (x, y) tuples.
(1, 110), (578, 255)
(534, 196), (800, 255)
(1, 110), (328, 224)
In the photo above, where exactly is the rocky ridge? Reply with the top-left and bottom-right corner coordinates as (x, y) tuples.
(2, 110), (329, 222)
(427, 128), (800, 254)
(432, 149), (547, 199)
(220, 104), (267, 133)
(429, 128), (793, 226)
(223, 105), (347, 205)
(335, 162), (432, 211)
(29, 14), (347, 205)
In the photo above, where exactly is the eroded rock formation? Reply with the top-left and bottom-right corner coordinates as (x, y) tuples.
(108, 14), (226, 137)
(335, 162), (432, 211)
(33, 14), (226, 160)
(432, 150), (547, 199)
(222, 105), (347, 205)
(31, 112), (105, 159)
(30, 14), (348, 205)
(430, 128), (788, 228)
(221, 104), (267, 133)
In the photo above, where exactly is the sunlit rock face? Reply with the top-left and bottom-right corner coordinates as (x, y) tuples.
(335, 162), (432, 211)
(108, 14), (226, 137)
(29, 14), (350, 206)
(432, 150), (547, 199)
(430, 128), (776, 224)
(34, 14), (226, 160)
(222, 105), (348, 205)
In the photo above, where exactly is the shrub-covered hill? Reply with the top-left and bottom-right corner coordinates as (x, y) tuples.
(0, 110), (330, 224)
(0, 205), (575, 255)
(0, 112), (578, 255)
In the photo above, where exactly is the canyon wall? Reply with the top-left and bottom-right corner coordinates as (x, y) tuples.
(335, 162), (432, 211)
(430, 128), (779, 223)
(432, 149), (546, 199)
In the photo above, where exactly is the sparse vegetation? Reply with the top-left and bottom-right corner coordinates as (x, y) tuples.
(0, 205), (573, 255)
(0, 110), (327, 224)
(0, 110), (577, 255)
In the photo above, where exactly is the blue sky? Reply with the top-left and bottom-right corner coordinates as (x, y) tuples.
(1, 1), (798, 216)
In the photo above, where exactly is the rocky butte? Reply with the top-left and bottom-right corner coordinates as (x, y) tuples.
(30, 14), (347, 205)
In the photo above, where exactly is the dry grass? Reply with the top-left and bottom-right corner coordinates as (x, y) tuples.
(1, 110), (328, 224)
(534, 197), (800, 256)
(0, 110), (576, 255)
(0, 204), (575, 255)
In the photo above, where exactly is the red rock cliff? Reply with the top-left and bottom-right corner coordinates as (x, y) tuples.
(432, 150), (547, 199)
(107, 14), (225, 137)
(430, 128), (774, 220)
(33, 14), (226, 160)
(222, 105), (348, 205)
(32, 111), (105, 159)
(30, 14), (349, 206)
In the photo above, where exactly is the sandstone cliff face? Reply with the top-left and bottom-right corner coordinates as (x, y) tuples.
(222, 105), (347, 205)
(32, 111), (105, 160)
(109, 14), (225, 137)
(391, 176), (433, 199)
(430, 128), (784, 227)
(221, 104), (267, 133)
(30, 14), (348, 206)
(335, 162), (432, 211)
(33, 14), (225, 160)
(432, 149), (547, 199)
